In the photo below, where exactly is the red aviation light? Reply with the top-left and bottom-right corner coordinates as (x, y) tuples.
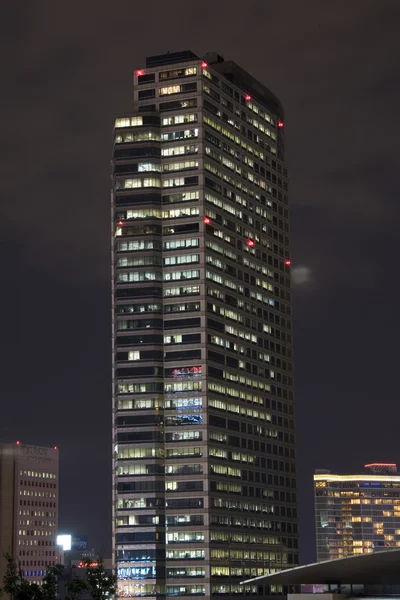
(201, 61), (208, 68)
(247, 239), (255, 247)
(16, 441), (20, 445)
(203, 216), (211, 225)
(135, 69), (145, 76)
(284, 259), (291, 266)
(54, 446), (58, 450)
(245, 94), (251, 101)
(278, 120), (284, 128)
(117, 220), (124, 226)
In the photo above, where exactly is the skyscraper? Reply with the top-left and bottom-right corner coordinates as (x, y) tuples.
(314, 464), (400, 561)
(0, 442), (59, 584)
(112, 51), (297, 599)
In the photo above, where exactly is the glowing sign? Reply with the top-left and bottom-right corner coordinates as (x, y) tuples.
(171, 366), (202, 378)
(56, 535), (72, 551)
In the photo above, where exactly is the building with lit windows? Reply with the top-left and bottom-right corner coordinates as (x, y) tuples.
(314, 464), (400, 562)
(0, 442), (59, 584)
(112, 50), (297, 600)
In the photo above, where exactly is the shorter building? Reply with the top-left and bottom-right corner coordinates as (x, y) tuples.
(58, 558), (113, 600)
(314, 463), (400, 561)
(241, 547), (400, 598)
(0, 442), (59, 584)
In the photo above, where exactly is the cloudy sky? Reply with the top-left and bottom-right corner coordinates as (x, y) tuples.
(2, 0), (400, 562)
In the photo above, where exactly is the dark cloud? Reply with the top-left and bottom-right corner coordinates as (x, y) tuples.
(2, 0), (400, 563)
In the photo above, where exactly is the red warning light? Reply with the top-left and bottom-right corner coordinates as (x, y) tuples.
(54, 446), (58, 450)
(245, 94), (251, 101)
(284, 259), (291, 266)
(278, 120), (284, 128)
(135, 69), (145, 76)
(201, 61), (208, 68)
(117, 220), (124, 226)
(203, 217), (211, 225)
(16, 441), (20, 445)
(247, 239), (255, 247)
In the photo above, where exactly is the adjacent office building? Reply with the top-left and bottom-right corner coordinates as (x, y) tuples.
(314, 463), (400, 561)
(112, 50), (297, 599)
(0, 442), (59, 583)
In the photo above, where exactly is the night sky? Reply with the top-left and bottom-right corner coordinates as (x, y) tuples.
(3, 1), (400, 564)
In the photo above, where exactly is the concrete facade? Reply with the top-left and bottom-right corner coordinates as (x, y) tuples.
(0, 442), (59, 584)
(112, 50), (297, 600)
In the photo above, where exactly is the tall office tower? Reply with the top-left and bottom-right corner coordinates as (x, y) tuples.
(314, 464), (400, 561)
(112, 50), (297, 600)
(0, 442), (59, 583)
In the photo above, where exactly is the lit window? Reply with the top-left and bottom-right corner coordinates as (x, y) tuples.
(160, 85), (182, 96)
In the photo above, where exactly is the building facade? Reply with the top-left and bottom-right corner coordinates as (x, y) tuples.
(314, 464), (400, 561)
(0, 442), (59, 583)
(112, 50), (297, 600)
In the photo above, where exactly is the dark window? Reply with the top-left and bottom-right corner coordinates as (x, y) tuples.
(165, 349), (201, 361)
(115, 193), (162, 207)
(208, 350), (225, 364)
(159, 98), (197, 112)
(114, 147), (161, 160)
(138, 74), (156, 84)
(166, 498), (204, 509)
(164, 318), (200, 329)
(116, 287), (162, 299)
(209, 414), (226, 428)
(138, 89), (155, 100)
(116, 366), (163, 378)
(116, 334), (163, 346)
(163, 222), (199, 235)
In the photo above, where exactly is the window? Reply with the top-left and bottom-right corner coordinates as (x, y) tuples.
(138, 89), (155, 100)
(128, 351), (140, 361)
(163, 191), (199, 205)
(116, 177), (161, 189)
(137, 162), (161, 172)
(164, 270), (200, 281)
(164, 285), (200, 297)
(125, 209), (162, 219)
(164, 254), (200, 266)
(115, 130), (160, 144)
(117, 271), (162, 283)
(160, 67), (197, 80)
(160, 85), (182, 95)
(162, 114), (198, 126)
(164, 334), (181, 345)
(166, 532), (204, 543)
(117, 240), (158, 252)
(163, 238), (199, 251)
(163, 160), (198, 172)
(159, 83), (197, 96)
(161, 129), (199, 142)
(163, 207), (199, 219)
(166, 549), (204, 560)
(137, 73), (155, 84)
(160, 98), (197, 112)
(115, 116), (143, 128)
(162, 144), (198, 157)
